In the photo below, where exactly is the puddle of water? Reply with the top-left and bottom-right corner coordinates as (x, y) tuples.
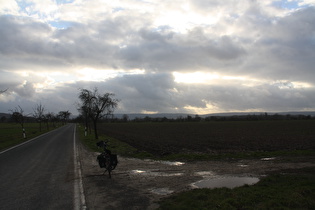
(191, 176), (259, 189)
(143, 159), (185, 166)
(159, 161), (185, 166)
(261, 157), (276, 161)
(237, 164), (249, 167)
(132, 169), (146, 174)
(131, 169), (183, 177)
(150, 188), (174, 195)
(149, 171), (183, 176)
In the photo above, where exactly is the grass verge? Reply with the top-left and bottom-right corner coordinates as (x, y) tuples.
(0, 123), (63, 151)
(158, 167), (315, 209)
(77, 124), (154, 159)
(162, 150), (315, 162)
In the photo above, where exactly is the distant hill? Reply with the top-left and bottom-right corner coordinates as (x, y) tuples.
(0, 113), (11, 118)
(202, 111), (315, 117)
(113, 113), (190, 120)
(0, 113), (11, 122)
(114, 111), (315, 120)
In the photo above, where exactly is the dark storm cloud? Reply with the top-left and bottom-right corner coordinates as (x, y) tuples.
(0, 15), (72, 70)
(0, 12), (246, 73)
(76, 73), (315, 114)
(103, 73), (177, 113)
(245, 7), (315, 82)
(118, 27), (246, 72)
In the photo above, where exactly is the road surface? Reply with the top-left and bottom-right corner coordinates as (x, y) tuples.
(0, 124), (84, 209)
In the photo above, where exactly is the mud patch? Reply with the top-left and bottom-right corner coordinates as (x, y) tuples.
(78, 142), (315, 209)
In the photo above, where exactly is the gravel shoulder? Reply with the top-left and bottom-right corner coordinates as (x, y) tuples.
(78, 142), (315, 210)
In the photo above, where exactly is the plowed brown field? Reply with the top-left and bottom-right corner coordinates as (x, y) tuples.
(99, 120), (315, 156)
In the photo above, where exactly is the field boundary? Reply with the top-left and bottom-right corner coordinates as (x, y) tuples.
(0, 125), (66, 155)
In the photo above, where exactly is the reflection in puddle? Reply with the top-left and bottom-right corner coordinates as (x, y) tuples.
(150, 188), (174, 195)
(143, 159), (185, 166)
(132, 170), (146, 174)
(131, 169), (183, 177)
(192, 176), (259, 189)
(159, 161), (185, 166)
(261, 157), (276, 161)
(237, 164), (249, 167)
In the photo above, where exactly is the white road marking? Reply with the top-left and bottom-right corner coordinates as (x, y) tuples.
(73, 125), (87, 210)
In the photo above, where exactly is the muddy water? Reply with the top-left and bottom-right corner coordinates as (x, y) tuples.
(131, 169), (184, 177)
(130, 160), (260, 190)
(192, 176), (259, 189)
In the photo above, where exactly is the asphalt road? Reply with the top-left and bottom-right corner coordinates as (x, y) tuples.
(0, 124), (81, 210)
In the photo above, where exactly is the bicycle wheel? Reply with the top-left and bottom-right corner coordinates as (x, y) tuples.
(105, 157), (112, 178)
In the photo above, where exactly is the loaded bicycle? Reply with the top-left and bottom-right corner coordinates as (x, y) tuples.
(96, 140), (118, 178)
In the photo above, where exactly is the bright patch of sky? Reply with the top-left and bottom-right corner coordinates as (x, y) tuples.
(48, 20), (73, 29)
(271, 0), (315, 13)
(55, 0), (74, 5)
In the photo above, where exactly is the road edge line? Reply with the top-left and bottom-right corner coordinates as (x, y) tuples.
(73, 124), (87, 210)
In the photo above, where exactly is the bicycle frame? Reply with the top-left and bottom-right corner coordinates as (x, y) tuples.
(96, 140), (118, 178)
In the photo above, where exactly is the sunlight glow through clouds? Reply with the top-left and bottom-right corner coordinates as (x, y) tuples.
(154, 5), (221, 33)
(173, 72), (220, 84)
(173, 72), (256, 85)
(183, 100), (222, 115)
(141, 110), (159, 114)
(173, 72), (313, 90)
(14, 70), (74, 92)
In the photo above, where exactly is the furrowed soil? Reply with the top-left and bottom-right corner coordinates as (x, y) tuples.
(99, 121), (315, 156)
(78, 120), (315, 209)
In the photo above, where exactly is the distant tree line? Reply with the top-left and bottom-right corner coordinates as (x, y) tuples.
(1, 103), (71, 139)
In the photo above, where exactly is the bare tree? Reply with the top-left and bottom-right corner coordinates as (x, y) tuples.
(10, 105), (27, 139)
(78, 88), (119, 139)
(122, 114), (129, 122)
(33, 103), (45, 132)
(44, 112), (55, 130)
(77, 104), (91, 136)
(58, 111), (71, 125)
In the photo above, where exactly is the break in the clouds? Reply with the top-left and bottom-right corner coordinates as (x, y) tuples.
(0, 0), (315, 115)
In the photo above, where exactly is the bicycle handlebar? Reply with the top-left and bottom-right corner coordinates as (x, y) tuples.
(96, 140), (110, 151)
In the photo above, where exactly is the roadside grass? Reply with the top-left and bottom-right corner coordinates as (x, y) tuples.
(162, 149), (315, 162)
(0, 123), (63, 151)
(77, 124), (154, 159)
(158, 167), (315, 210)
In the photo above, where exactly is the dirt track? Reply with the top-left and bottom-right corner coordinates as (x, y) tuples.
(78, 142), (315, 210)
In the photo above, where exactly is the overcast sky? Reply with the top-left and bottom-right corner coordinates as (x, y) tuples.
(0, 0), (315, 116)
